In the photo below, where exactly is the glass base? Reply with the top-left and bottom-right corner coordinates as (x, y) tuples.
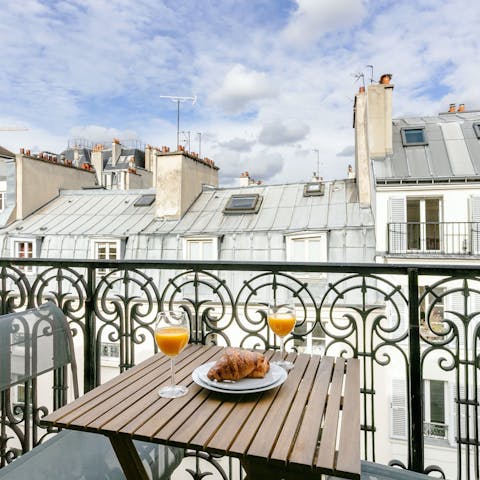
(272, 359), (294, 371)
(158, 384), (188, 398)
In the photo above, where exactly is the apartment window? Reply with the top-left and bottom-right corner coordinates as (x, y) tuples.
(424, 380), (447, 440)
(407, 197), (441, 251)
(183, 237), (218, 261)
(419, 287), (446, 338)
(473, 123), (480, 139)
(93, 240), (121, 275)
(224, 194), (262, 214)
(101, 342), (120, 358)
(286, 233), (327, 263)
(401, 127), (428, 146)
(13, 240), (34, 272)
(0, 191), (5, 211)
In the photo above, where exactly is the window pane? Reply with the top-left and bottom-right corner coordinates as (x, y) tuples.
(292, 239), (306, 261)
(430, 380), (445, 424)
(202, 240), (214, 260)
(404, 129), (425, 144)
(306, 238), (323, 262)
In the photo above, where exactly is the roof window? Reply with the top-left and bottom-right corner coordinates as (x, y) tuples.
(224, 194), (262, 214)
(401, 128), (428, 146)
(303, 182), (325, 197)
(474, 123), (480, 139)
(134, 194), (155, 207)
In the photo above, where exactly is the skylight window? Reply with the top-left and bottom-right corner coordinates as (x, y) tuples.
(474, 123), (480, 139)
(304, 182), (325, 197)
(224, 194), (262, 214)
(401, 128), (428, 146)
(133, 194), (155, 207)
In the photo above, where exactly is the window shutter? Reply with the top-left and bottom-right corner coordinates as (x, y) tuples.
(391, 377), (407, 439)
(445, 292), (465, 351)
(387, 293), (408, 340)
(470, 196), (480, 254)
(388, 197), (406, 253)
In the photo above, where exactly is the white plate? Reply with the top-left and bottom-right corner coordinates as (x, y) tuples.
(192, 362), (287, 394)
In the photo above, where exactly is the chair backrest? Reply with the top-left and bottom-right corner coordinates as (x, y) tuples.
(0, 302), (79, 398)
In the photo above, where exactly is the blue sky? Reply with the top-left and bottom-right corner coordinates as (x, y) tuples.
(1, 0), (479, 184)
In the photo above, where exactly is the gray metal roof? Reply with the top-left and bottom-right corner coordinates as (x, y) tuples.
(5, 179), (373, 238)
(373, 112), (480, 181)
(5, 189), (158, 236)
(143, 179), (373, 236)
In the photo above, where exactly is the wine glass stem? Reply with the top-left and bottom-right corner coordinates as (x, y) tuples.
(279, 336), (284, 359)
(170, 357), (175, 387)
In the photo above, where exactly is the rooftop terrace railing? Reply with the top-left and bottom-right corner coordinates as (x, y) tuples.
(1, 258), (480, 479)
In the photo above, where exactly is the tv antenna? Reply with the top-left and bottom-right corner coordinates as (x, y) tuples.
(366, 65), (374, 84)
(159, 95), (197, 149)
(354, 72), (365, 88)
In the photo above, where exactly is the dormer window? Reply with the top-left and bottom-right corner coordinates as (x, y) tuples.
(474, 123), (480, 139)
(224, 194), (262, 214)
(303, 182), (325, 197)
(401, 128), (428, 146)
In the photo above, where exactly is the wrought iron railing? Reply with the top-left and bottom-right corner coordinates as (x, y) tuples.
(388, 221), (480, 255)
(2, 258), (480, 479)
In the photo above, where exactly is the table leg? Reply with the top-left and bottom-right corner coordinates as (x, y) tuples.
(108, 435), (150, 480)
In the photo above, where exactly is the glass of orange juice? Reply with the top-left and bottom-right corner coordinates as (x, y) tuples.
(155, 310), (190, 398)
(267, 299), (296, 370)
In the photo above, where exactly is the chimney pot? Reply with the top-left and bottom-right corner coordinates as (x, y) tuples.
(20, 148), (25, 154)
(26, 149), (30, 156)
(448, 103), (456, 113)
(457, 103), (465, 112)
(379, 74), (392, 85)
(359, 86), (365, 93)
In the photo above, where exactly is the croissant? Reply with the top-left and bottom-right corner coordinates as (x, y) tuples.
(207, 348), (270, 382)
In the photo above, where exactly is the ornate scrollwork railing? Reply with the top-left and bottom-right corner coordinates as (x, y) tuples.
(2, 259), (480, 479)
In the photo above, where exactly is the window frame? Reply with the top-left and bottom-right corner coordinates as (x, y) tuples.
(223, 194), (262, 214)
(12, 238), (37, 273)
(182, 236), (219, 261)
(423, 379), (448, 440)
(474, 123), (480, 139)
(401, 127), (428, 146)
(92, 238), (123, 276)
(0, 191), (5, 212)
(285, 232), (327, 279)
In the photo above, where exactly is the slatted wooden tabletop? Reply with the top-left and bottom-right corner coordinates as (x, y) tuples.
(42, 344), (360, 480)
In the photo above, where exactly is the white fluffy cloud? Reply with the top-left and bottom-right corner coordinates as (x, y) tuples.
(283, 0), (367, 46)
(210, 64), (276, 114)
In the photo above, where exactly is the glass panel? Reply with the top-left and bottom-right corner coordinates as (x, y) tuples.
(404, 128), (425, 144)
(430, 380), (445, 424)
(425, 198), (440, 250)
(292, 239), (306, 261)
(407, 199), (420, 249)
(230, 196), (256, 209)
(201, 240), (214, 260)
(306, 238), (323, 262)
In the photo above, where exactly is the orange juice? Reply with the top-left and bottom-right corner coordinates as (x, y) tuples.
(155, 327), (189, 356)
(268, 314), (296, 337)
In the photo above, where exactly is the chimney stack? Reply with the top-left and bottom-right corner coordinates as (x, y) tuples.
(457, 103), (465, 112)
(154, 149), (219, 219)
(448, 103), (456, 113)
(111, 138), (121, 166)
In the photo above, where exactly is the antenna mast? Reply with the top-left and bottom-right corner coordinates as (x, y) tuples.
(312, 149), (320, 180)
(159, 95), (197, 149)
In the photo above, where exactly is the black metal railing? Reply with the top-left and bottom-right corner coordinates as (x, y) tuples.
(388, 221), (480, 255)
(2, 258), (480, 479)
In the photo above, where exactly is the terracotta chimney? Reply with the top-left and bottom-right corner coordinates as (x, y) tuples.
(379, 74), (392, 85)
(448, 103), (456, 113)
(359, 86), (365, 93)
(457, 103), (465, 112)
(20, 148), (25, 154)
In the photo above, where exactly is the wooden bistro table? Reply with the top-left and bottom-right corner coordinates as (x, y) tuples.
(42, 344), (360, 480)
